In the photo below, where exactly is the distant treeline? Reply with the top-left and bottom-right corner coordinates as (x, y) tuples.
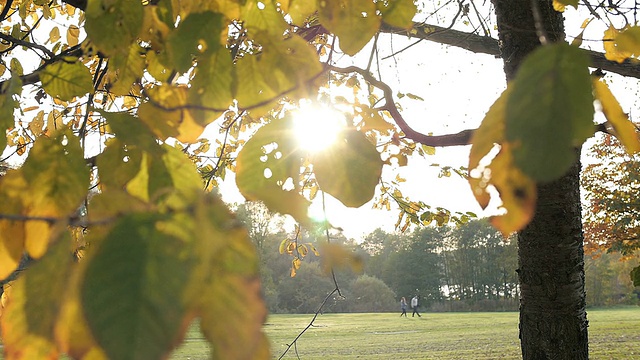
(235, 203), (639, 314)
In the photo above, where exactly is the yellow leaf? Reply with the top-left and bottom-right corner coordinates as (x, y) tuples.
(0, 220), (24, 280)
(138, 85), (205, 143)
(67, 25), (80, 47)
(552, 0), (578, 11)
(278, 239), (288, 254)
(24, 221), (52, 259)
(488, 145), (537, 236)
(19, 131), (89, 258)
(48, 26), (61, 44)
(469, 89), (509, 209)
(592, 78), (640, 154)
(604, 26), (632, 63)
(319, 242), (363, 274)
(616, 26), (640, 57)
(29, 110), (45, 137)
(1, 235), (73, 360)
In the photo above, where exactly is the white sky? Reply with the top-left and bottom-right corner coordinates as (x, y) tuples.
(219, 7), (640, 241)
(219, 38), (507, 240)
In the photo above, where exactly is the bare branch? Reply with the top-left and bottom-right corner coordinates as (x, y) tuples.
(380, 22), (640, 79)
(330, 65), (474, 147)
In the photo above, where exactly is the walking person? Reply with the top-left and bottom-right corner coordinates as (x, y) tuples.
(400, 297), (408, 317)
(411, 295), (421, 317)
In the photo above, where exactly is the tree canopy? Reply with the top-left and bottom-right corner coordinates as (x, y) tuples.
(1, 0), (640, 358)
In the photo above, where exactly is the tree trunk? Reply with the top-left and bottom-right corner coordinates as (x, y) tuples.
(492, 1), (589, 358)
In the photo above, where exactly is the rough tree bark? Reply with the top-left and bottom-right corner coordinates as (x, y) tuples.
(492, 1), (589, 358)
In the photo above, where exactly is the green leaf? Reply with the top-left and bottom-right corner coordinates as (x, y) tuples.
(102, 111), (163, 154)
(235, 116), (311, 225)
(235, 33), (321, 110)
(97, 138), (144, 189)
(108, 43), (146, 96)
(287, 0), (317, 24)
(81, 213), (192, 360)
(318, 0), (381, 56)
(167, 11), (224, 73)
(313, 129), (382, 207)
(506, 43), (594, 182)
(0, 75), (22, 151)
(188, 48), (234, 123)
(241, 0), (289, 36)
(185, 195), (270, 360)
(84, 0), (144, 56)
(379, 0), (417, 29)
(40, 60), (93, 101)
(631, 265), (640, 287)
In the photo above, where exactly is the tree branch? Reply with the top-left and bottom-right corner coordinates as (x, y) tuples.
(330, 65), (474, 147)
(380, 22), (640, 79)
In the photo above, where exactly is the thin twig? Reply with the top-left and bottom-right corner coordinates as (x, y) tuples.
(530, 0), (549, 45)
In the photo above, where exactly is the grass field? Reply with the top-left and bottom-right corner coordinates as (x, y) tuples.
(170, 307), (640, 359)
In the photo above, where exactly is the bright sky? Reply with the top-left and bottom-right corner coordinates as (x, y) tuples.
(218, 37), (507, 240)
(218, 7), (640, 241)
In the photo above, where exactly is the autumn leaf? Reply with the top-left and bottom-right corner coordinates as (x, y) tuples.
(313, 129), (383, 207)
(20, 131), (90, 258)
(616, 26), (640, 57)
(604, 26), (632, 63)
(138, 85), (205, 143)
(1, 235), (73, 360)
(469, 88), (509, 209)
(487, 145), (537, 236)
(0, 75), (21, 162)
(592, 78), (640, 154)
(552, 0), (578, 11)
(319, 242), (364, 274)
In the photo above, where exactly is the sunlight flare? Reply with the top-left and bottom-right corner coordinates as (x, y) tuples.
(292, 101), (346, 152)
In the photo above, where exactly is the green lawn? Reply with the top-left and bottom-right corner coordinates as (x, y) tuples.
(169, 307), (640, 359)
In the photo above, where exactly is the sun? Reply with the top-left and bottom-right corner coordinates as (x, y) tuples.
(292, 101), (346, 152)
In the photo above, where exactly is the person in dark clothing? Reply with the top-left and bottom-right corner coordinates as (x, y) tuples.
(411, 295), (421, 317)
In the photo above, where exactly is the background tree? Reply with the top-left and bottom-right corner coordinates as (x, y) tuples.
(582, 133), (640, 258)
